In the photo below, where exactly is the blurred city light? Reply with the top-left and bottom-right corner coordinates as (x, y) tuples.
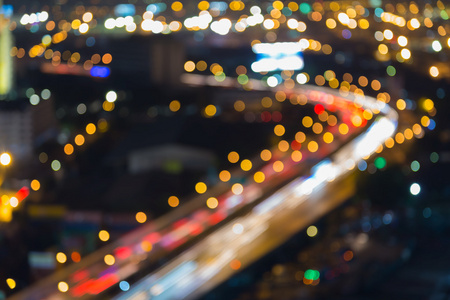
(410, 183), (421, 196)
(0, 153), (11, 166)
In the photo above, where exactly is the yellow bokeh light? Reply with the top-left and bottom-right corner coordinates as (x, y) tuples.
(71, 19), (81, 30)
(206, 197), (218, 209)
(395, 132), (405, 144)
(260, 149), (272, 161)
(102, 53), (112, 64)
(306, 225), (318, 237)
(261, 97), (272, 108)
(339, 123), (349, 135)
(253, 171), (265, 183)
(195, 182), (207, 194)
(98, 230), (110, 242)
(351, 115), (363, 127)
(324, 70), (336, 81)
(104, 254), (115, 266)
(219, 170), (231, 182)
(302, 116), (313, 128)
(274, 124), (285, 136)
(363, 109), (373, 120)
(385, 137), (395, 148)
(64, 143), (74, 155)
(430, 66), (439, 77)
(404, 128), (414, 140)
(196, 61), (207, 71)
(204, 105), (217, 117)
(378, 44), (388, 55)
(102, 100), (115, 112)
(358, 76), (368, 87)
(6, 278), (16, 290)
(329, 78), (339, 89)
(421, 116), (430, 127)
(312, 123), (323, 134)
(371, 80), (381, 91)
(171, 1), (183, 11)
(168, 196), (180, 207)
(327, 115), (338, 126)
(413, 123), (422, 135)
(184, 61), (195, 72)
(230, 0), (245, 11)
(136, 212), (147, 223)
(326, 18), (336, 29)
(396, 99), (406, 110)
(228, 151), (239, 163)
(240, 159), (252, 171)
(270, 9), (281, 19)
(323, 132), (334, 143)
(288, 2), (299, 11)
(210, 63), (223, 75)
(74, 134), (85, 146)
(198, 1), (210, 10)
(234, 100), (245, 112)
(86, 123), (96, 135)
(358, 19), (369, 29)
(295, 131), (306, 143)
(315, 75), (325, 86)
(71, 53), (81, 64)
(56, 252), (67, 263)
(423, 99), (434, 111)
(58, 281), (69, 293)
(318, 111), (328, 122)
(291, 150), (302, 162)
(275, 91), (286, 102)
(307, 141), (319, 152)
(273, 160), (284, 172)
(169, 100), (181, 112)
(374, 145), (384, 154)
(322, 44), (332, 55)
(278, 140), (290, 152)
(273, 0), (284, 10)
(141, 241), (152, 252)
(231, 183), (243, 195)
(30, 179), (40, 191)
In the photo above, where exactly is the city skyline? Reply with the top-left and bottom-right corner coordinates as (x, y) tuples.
(0, 1), (448, 299)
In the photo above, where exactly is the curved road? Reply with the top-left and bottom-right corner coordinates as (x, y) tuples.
(9, 79), (398, 300)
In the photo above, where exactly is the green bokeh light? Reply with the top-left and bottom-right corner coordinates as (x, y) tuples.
(386, 65), (396, 76)
(410, 160), (420, 172)
(374, 157), (386, 169)
(304, 269), (320, 280)
(237, 74), (249, 85)
(299, 3), (311, 14)
(430, 152), (439, 163)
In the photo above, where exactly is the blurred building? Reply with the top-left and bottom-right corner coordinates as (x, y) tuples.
(150, 37), (185, 87)
(0, 99), (58, 161)
(0, 102), (33, 160)
(108, 117), (215, 175)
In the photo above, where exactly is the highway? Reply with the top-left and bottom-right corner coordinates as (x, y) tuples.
(111, 81), (398, 300)
(8, 77), (398, 300)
